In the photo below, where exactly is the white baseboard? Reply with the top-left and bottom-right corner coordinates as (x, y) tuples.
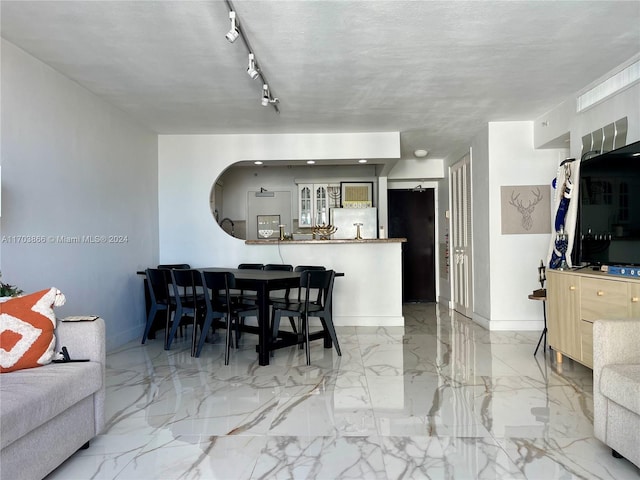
(486, 319), (545, 331)
(472, 313), (491, 330)
(331, 315), (405, 327)
(437, 295), (454, 309)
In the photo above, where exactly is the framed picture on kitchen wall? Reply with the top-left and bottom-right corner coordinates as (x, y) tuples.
(341, 182), (373, 208)
(257, 215), (280, 239)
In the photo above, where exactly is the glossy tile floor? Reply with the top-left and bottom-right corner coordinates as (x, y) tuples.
(47, 304), (640, 479)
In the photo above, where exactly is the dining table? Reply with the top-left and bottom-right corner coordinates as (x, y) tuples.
(138, 267), (341, 366)
(201, 267), (304, 365)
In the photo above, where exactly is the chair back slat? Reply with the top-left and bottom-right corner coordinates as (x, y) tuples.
(146, 268), (172, 304)
(238, 263), (264, 270)
(264, 264), (293, 271)
(201, 271), (236, 308)
(170, 269), (203, 307)
(294, 265), (325, 272)
(157, 264), (191, 270)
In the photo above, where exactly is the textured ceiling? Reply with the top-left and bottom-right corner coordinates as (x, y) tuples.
(1, 1), (639, 161)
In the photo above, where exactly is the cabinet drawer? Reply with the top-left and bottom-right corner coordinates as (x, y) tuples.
(580, 277), (628, 321)
(580, 319), (594, 368)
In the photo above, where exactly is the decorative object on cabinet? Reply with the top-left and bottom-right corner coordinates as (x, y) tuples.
(548, 158), (575, 269)
(529, 260), (548, 356)
(257, 215), (280, 239)
(500, 185), (551, 234)
(311, 223), (337, 240)
(341, 182), (373, 208)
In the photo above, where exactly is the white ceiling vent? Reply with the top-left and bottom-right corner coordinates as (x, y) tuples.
(577, 60), (640, 112)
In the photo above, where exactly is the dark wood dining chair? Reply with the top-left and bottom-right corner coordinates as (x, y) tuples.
(195, 271), (257, 364)
(165, 269), (206, 351)
(271, 269), (340, 365)
(232, 263), (265, 306)
(142, 268), (175, 344)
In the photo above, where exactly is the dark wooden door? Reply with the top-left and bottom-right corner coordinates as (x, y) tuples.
(388, 189), (436, 302)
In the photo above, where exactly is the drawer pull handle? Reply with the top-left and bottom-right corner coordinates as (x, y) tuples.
(597, 290), (604, 296)
(569, 285), (576, 291)
(632, 297), (639, 303)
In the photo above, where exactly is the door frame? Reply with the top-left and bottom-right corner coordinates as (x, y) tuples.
(387, 181), (439, 302)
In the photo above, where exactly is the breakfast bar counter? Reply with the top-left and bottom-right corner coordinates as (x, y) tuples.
(243, 237), (407, 327)
(245, 238), (406, 245)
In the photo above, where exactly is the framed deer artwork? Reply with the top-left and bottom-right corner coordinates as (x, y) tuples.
(501, 185), (551, 235)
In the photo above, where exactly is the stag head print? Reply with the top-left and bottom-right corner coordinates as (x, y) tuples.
(509, 187), (543, 231)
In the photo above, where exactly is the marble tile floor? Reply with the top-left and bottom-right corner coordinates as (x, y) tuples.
(46, 304), (640, 480)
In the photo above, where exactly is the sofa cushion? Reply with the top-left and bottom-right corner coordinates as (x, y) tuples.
(600, 364), (640, 415)
(0, 288), (66, 373)
(0, 361), (102, 449)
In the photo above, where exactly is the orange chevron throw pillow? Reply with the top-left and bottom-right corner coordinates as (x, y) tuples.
(0, 288), (66, 373)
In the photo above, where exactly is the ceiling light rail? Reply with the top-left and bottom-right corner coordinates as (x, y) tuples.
(224, 0), (280, 113)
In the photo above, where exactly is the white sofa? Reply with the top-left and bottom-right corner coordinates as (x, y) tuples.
(0, 318), (105, 480)
(593, 318), (640, 468)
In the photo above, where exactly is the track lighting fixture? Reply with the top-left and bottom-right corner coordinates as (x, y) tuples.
(223, 1), (280, 113)
(247, 53), (259, 79)
(225, 11), (239, 43)
(261, 84), (279, 107)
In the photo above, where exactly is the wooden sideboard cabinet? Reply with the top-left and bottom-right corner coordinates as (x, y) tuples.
(547, 269), (640, 368)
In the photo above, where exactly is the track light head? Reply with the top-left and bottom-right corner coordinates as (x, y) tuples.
(261, 84), (270, 106)
(226, 11), (239, 43)
(260, 84), (279, 107)
(247, 53), (259, 79)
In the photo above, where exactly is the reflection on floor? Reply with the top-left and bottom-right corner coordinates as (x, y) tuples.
(46, 303), (639, 479)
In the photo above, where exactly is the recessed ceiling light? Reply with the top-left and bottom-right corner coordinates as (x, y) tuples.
(254, 161), (263, 165)
(358, 159), (367, 163)
(307, 160), (315, 164)
(414, 149), (429, 158)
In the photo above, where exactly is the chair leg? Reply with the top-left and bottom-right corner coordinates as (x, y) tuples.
(164, 307), (172, 349)
(142, 305), (160, 344)
(224, 313), (232, 365)
(298, 317), (304, 350)
(165, 306), (182, 350)
(235, 316), (242, 349)
(288, 316), (297, 333)
(272, 310), (282, 339)
(191, 316), (199, 357)
(195, 313), (216, 358)
(304, 314), (311, 365)
(320, 314), (341, 356)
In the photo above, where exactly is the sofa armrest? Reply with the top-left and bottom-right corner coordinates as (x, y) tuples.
(593, 319), (640, 368)
(54, 317), (106, 434)
(593, 318), (640, 441)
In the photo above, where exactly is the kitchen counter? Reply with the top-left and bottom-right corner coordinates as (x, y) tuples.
(240, 237), (405, 326)
(245, 238), (406, 245)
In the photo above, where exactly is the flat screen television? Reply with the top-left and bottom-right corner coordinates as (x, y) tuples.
(575, 140), (640, 267)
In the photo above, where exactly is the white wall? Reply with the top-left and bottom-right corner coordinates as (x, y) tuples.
(0, 40), (159, 350)
(486, 122), (566, 329)
(471, 125), (491, 320)
(388, 158), (444, 179)
(158, 133), (399, 266)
